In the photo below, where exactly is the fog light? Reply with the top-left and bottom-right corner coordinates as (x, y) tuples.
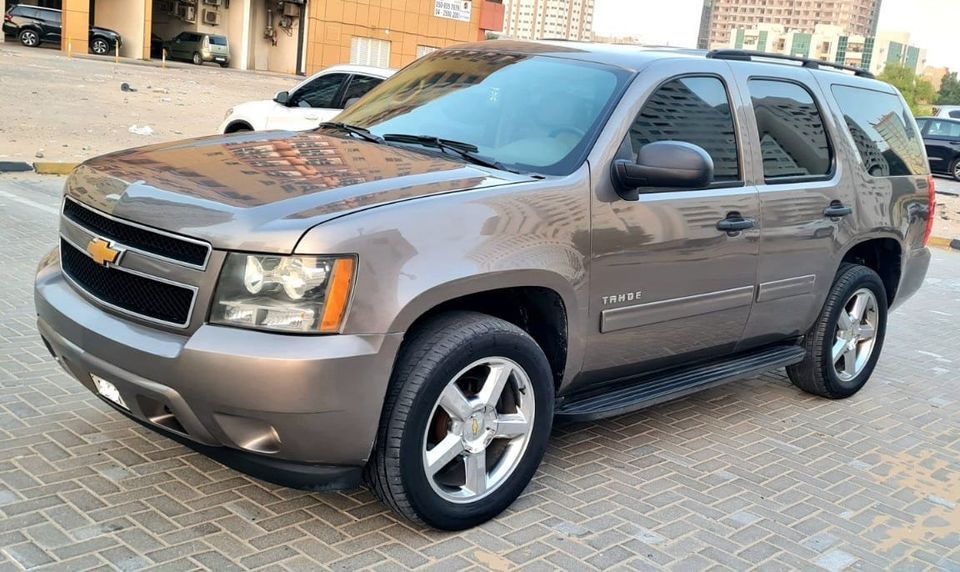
(92, 374), (128, 410)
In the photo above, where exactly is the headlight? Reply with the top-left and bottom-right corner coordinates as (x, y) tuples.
(223, 107), (234, 120)
(211, 253), (355, 333)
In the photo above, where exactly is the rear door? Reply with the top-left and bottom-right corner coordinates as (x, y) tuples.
(266, 72), (349, 131)
(207, 35), (229, 63)
(731, 65), (848, 346)
(583, 59), (761, 382)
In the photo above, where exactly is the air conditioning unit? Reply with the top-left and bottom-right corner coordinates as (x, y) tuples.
(180, 5), (196, 21)
(203, 9), (220, 25)
(203, 0), (221, 6)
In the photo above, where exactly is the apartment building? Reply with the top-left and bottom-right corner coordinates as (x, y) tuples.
(727, 24), (927, 76)
(697, 0), (882, 50)
(14, 0), (505, 75)
(502, 0), (594, 41)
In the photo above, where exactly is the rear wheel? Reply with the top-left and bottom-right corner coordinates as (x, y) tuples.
(18, 29), (40, 47)
(90, 37), (110, 55)
(366, 312), (554, 530)
(787, 264), (887, 398)
(192, 52), (202, 65)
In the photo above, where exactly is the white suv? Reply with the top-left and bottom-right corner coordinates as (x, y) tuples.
(219, 65), (394, 133)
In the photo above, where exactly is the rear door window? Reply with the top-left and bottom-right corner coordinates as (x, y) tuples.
(832, 85), (927, 176)
(342, 75), (384, 105)
(209, 36), (227, 46)
(748, 79), (832, 181)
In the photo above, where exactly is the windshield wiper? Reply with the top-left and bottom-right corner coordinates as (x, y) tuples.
(381, 134), (512, 172)
(317, 122), (384, 144)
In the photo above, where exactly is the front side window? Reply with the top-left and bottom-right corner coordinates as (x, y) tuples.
(926, 119), (960, 138)
(336, 50), (631, 175)
(749, 80), (832, 181)
(628, 76), (741, 182)
(290, 73), (347, 108)
(832, 85), (927, 176)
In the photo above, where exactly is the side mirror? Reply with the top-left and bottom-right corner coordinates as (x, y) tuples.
(612, 141), (714, 201)
(274, 90), (290, 105)
(343, 97), (361, 110)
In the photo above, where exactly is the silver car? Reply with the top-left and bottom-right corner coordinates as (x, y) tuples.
(35, 42), (933, 529)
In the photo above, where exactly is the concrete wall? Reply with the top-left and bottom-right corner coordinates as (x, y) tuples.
(248, 1), (300, 74)
(60, 0), (89, 54)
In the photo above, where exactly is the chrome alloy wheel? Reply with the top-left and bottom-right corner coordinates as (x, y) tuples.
(91, 38), (109, 55)
(832, 288), (879, 382)
(422, 357), (535, 503)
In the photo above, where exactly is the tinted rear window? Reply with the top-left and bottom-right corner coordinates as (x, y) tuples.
(832, 85), (927, 177)
(208, 36), (227, 46)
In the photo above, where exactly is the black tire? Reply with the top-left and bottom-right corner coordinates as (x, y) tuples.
(219, 62), (229, 68)
(950, 157), (960, 182)
(18, 28), (40, 47)
(365, 311), (554, 530)
(192, 52), (202, 65)
(90, 37), (110, 55)
(787, 263), (888, 399)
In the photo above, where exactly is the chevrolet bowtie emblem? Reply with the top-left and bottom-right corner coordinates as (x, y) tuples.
(86, 238), (121, 267)
(471, 418), (480, 436)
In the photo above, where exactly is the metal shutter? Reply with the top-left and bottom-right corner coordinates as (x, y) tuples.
(350, 37), (391, 68)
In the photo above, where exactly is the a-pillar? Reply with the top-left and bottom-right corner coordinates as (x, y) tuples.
(60, 0), (90, 57)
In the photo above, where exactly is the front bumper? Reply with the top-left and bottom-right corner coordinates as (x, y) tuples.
(35, 250), (402, 489)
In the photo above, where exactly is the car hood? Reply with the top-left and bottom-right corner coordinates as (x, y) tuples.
(90, 26), (119, 35)
(65, 131), (526, 253)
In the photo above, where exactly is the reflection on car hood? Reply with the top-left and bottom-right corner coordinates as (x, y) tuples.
(65, 131), (525, 253)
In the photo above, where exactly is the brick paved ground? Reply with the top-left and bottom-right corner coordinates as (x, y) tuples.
(1, 173), (959, 571)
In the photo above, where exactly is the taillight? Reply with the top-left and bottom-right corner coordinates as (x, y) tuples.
(3, 14), (12, 22)
(923, 175), (936, 247)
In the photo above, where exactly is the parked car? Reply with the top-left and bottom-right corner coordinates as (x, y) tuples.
(35, 42), (934, 530)
(932, 105), (960, 119)
(219, 65), (394, 133)
(916, 116), (960, 180)
(163, 31), (229, 67)
(3, 4), (121, 55)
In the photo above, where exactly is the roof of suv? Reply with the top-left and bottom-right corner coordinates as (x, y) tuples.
(455, 40), (885, 88)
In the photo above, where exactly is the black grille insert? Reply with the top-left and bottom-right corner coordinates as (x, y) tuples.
(61, 239), (195, 326)
(63, 199), (210, 267)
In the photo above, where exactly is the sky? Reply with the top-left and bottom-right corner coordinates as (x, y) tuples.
(592, 0), (959, 72)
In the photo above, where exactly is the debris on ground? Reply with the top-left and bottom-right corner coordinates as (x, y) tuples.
(128, 125), (154, 136)
(120, 82), (138, 92)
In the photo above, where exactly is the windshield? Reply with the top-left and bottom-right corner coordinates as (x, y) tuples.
(335, 49), (631, 175)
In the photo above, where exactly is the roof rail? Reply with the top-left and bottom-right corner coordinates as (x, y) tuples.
(706, 49), (875, 79)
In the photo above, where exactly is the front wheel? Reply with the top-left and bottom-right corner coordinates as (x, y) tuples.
(90, 37), (110, 55)
(950, 157), (960, 182)
(366, 312), (554, 530)
(787, 263), (888, 398)
(19, 29), (40, 47)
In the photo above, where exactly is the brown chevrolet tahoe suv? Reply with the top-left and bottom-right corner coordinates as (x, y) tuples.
(34, 42), (934, 530)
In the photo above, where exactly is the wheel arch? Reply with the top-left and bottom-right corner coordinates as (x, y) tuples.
(389, 272), (578, 390)
(838, 235), (903, 306)
(223, 120), (254, 134)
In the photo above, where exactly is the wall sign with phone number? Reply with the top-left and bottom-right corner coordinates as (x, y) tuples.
(434, 0), (472, 22)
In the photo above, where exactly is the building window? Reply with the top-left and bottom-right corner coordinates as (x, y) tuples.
(350, 37), (391, 68)
(748, 79), (832, 181)
(416, 45), (439, 59)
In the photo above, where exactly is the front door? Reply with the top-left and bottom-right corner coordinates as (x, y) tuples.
(584, 61), (761, 383)
(266, 72), (348, 131)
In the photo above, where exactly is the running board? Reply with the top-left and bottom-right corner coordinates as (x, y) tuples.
(556, 345), (805, 422)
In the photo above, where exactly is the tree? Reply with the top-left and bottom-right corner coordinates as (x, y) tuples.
(878, 63), (935, 116)
(938, 72), (960, 105)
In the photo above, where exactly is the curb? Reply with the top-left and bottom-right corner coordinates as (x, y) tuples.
(33, 162), (79, 175)
(928, 236), (960, 251)
(0, 161), (33, 173)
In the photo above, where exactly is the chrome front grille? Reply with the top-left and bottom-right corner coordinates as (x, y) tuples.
(58, 198), (211, 329)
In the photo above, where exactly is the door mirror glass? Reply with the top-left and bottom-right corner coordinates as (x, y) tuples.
(274, 91), (290, 105)
(612, 141), (714, 200)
